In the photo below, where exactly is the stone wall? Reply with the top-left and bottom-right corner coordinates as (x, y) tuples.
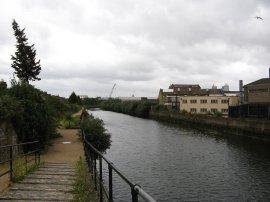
(150, 111), (270, 140)
(0, 122), (18, 162)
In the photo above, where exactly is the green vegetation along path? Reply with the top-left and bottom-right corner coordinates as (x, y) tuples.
(0, 128), (84, 201)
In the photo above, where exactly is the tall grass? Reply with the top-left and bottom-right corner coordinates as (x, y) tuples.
(73, 157), (98, 202)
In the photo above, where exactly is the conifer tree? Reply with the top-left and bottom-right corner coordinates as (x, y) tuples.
(11, 20), (41, 83)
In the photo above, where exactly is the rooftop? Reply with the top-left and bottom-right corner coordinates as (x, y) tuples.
(245, 78), (270, 86)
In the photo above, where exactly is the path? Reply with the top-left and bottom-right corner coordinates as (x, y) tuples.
(0, 127), (84, 201)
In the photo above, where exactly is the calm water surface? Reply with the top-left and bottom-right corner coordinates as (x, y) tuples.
(89, 109), (270, 202)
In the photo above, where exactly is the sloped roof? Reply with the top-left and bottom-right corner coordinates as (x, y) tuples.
(245, 78), (270, 86)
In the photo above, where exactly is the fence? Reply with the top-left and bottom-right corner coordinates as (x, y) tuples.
(82, 129), (156, 202)
(0, 141), (40, 181)
(229, 103), (270, 119)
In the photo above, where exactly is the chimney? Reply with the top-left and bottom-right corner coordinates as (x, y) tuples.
(239, 80), (244, 104)
(239, 80), (243, 92)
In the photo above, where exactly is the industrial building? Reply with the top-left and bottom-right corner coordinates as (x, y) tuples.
(158, 84), (239, 115)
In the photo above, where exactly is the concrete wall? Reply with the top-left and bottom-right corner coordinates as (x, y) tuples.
(150, 111), (270, 140)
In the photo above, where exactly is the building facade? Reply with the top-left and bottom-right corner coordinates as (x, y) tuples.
(179, 95), (239, 115)
(244, 78), (270, 104)
(158, 83), (239, 115)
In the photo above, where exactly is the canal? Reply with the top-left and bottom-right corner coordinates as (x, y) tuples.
(89, 109), (270, 201)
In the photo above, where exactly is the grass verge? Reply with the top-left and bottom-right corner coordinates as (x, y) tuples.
(73, 157), (98, 202)
(12, 156), (40, 182)
(63, 115), (81, 129)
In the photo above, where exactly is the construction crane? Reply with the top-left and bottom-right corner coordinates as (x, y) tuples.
(109, 83), (116, 98)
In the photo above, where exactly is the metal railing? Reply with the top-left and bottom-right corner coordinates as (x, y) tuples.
(82, 129), (156, 202)
(0, 141), (40, 181)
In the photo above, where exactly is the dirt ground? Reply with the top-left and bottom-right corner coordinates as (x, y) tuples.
(42, 128), (84, 163)
(0, 164), (10, 193)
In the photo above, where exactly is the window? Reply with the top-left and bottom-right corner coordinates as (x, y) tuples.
(221, 109), (228, 113)
(200, 108), (207, 113)
(211, 99), (218, 104)
(190, 108), (197, 113)
(182, 99), (187, 104)
(221, 99), (228, 104)
(178, 88), (180, 91)
(200, 99), (207, 104)
(211, 108), (218, 113)
(190, 99), (197, 104)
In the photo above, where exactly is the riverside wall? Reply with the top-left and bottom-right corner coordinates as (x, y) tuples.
(149, 111), (270, 140)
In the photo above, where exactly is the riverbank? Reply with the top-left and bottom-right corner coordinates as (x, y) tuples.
(150, 111), (270, 141)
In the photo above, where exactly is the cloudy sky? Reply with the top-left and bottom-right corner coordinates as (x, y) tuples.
(0, 0), (270, 97)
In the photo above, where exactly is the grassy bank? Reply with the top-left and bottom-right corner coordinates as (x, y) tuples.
(73, 157), (98, 202)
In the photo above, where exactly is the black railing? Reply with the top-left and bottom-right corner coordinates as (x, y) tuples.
(82, 129), (156, 202)
(0, 141), (40, 181)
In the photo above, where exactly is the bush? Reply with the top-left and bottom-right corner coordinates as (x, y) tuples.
(8, 83), (57, 149)
(214, 111), (223, 117)
(101, 99), (153, 118)
(81, 110), (111, 153)
(152, 105), (168, 112)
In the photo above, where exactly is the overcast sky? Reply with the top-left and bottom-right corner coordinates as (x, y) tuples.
(0, 0), (270, 97)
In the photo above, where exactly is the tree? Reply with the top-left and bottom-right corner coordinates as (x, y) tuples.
(68, 92), (81, 104)
(11, 20), (41, 83)
(0, 79), (7, 93)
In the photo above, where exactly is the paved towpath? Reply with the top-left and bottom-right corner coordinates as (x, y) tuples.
(0, 127), (84, 201)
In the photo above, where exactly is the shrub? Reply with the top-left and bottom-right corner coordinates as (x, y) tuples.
(81, 111), (111, 153)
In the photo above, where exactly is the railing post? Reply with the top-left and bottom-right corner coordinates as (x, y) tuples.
(109, 165), (113, 202)
(9, 145), (13, 181)
(25, 153), (28, 173)
(94, 154), (97, 190)
(99, 157), (103, 202)
(35, 142), (37, 165)
(132, 187), (138, 202)
(38, 142), (40, 165)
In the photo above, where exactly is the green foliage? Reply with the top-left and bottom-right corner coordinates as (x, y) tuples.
(63, 114), (80, 129)
(0, 80), (7, 93)
(214, 111), (223, 117)
(81, 97), (101, 108)
(0, 95), (23, 121)
(180, 109), (188, 114)
(152, 105), (168, 112)
(11, 20), (41, 83)
(81, 110), (111, 153)
(12, 156), (39, 182)
(8, 83), (57, 149)
(73, 157), (98, 202)
(101, 99), (153, 118)
(68, 92), (81, 105)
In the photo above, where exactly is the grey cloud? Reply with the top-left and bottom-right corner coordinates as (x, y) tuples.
(1, 0), (270, 97)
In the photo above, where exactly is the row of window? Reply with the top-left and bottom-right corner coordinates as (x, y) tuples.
(190, 108), (229, 113)
(182, 99), (229, 104)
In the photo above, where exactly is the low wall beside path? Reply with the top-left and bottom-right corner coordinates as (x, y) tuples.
(150, 111), (270, 141)
(0, 122), (18, 162)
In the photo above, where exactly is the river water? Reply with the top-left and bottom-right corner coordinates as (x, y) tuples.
(89, 109), (270, 202)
